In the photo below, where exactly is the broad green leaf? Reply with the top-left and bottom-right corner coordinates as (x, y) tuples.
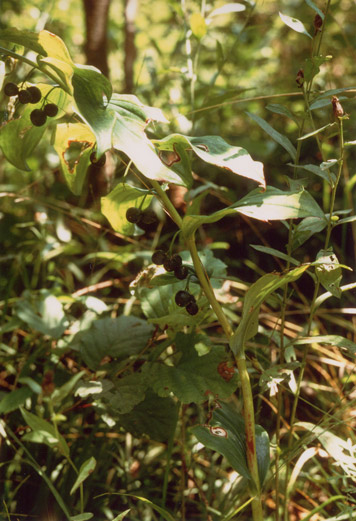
(266, 103), (299, 125)
(315, 249), (342, 298)
(72, 64), (115, 157)
(297, 123), (335, 141)
(182, 187), (324, 238)
(0, 387), (33, 414)
(292, 335), (356, 355)
(230, 265), (310, 355)
(154, 133), (265, 188)
(20, 408), (70, 457)
(250, 245), (299, 266)
(247, 112), (297, 161)
(289, 163), (336, 184)
(16, 290), (68, 339)
(279, 12), (312, 38)
(291, 215), (328, 250)
(144, 333), (238, 403)
(111, 108), (183, 186)
(53, 123), (95, 195)
(190, 13), (207, 39)
(336, 215), (356, 225)
(98, 373), (148, 414)
(118, 390), (178, 442)
(192, 401), (270, 485)
(0, 83), (69, 171)
(74, 315), (154, 370)
(70, 457), (96, 495)
(0, 29), (72, 62)
(101, 183), (153, 235)
(209, 3), (246, 17)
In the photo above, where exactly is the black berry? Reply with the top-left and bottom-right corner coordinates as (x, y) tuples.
(44, 103), (58, 117)
(174, 265), (188, 280)
(152, 250), (168, 265)
(30, 109), (47, 127)
(4, 82), (19, 96)
(175, 290), (195, 307)
(90, 151), (106, 167)
(163, 258), (175, 272)
(140, 209), (157, 225)
(18, 89), (32, 104)
(27, 86), (42, 104)
(186, 301), (199, 315)
(126, 207), (143, 224)
(171, 254), (183, 270)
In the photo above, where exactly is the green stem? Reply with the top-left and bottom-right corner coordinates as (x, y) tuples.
(150, 180), (183, 228)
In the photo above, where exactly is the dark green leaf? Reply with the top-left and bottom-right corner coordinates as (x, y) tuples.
(266, 103), (299, 125)
(0, 387), (33, 414)
(315, 249), (342, 298)
(247, 112), (297, 160)
(20, 408), (70, 457)
(70, 457), (96, 495)
(118, 390), (178, 442)
(288, 163), (336, 184)
(230, 265), (310, 355)
(250, 245), (299, 265)
(99, 373), (148, 414)
(74, 316), (155, 370)
(291, 216), (328, 250)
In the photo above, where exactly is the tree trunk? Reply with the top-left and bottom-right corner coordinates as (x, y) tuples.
(124, 0), (138, 92)
(82, 0), (111, 77)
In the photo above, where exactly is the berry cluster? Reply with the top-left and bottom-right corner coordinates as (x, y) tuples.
(175, 290), (198, 315)
(151, 250), (188, 280)
(3, 82), (59, 126)
(126, 207), (157, 227)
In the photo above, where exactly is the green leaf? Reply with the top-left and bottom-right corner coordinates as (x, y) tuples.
(16, 290), (68, 339)
(112, 511), (131, 521)
(74, 315), (154, 370)
(291, 215), (328, 250)
(297, 123), (335, 141)
(266, 103), (299, 125)
(51, 371), (86, 406)
(53, 123), (95, 195)
(101, 183), (153, 235)
(279, 12), (312, 38)
(230, 265), (310, 355)
(288, 163), (336, 184)
(144, 333), (238, 403)
(182, 187), (324, 238)
(305, 0), (324, 19)
(118, 390), (178, 442)
(99, 373), (148, 414)
(0, 29), (73, 62)
(0, 84), (69, 171)
(192, 401), (270, 485)
(247, 112), (297, 161)
(70, 514), (93, 521)
(154, 133), (265, 188)
(250, 245), (299, 266)
(111, 496), (175, 521)
(190, 13), (207, 39)
(292, 335), (356, 355)
(0, 387), (33, 414)
(309, 87), (356, 110)
(70, 457), (96, 495)
(315, 249), (343, 298)
(72, 64), (115, 157)
(20, 408), (70, 457)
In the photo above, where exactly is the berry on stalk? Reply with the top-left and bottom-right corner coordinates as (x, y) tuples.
(4, 82), (19, 97)
(126, 207), (143, 224)
(30, 109), (47, 127)
(152, 250), (168, 265)
(175, 290), (195, 307)
(27, 86), (42, 104)
(44, 103), (58, 117)
(18, 89), (32, 104)
(174, 265), (188, 280)
(186, 301), (199, 315)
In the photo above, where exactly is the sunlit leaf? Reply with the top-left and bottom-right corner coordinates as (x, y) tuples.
(279, 12), (312, 38)
(315, 249), (343, 298)
(53, 123), (95, 195)
(209, 3), (246, 17)
(190, 13), (207, 39)
(20, 408), (70, 457)
(292, 335), (356, 355)
(154, 133), (265, 188)
(101, 183), (153, 235)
